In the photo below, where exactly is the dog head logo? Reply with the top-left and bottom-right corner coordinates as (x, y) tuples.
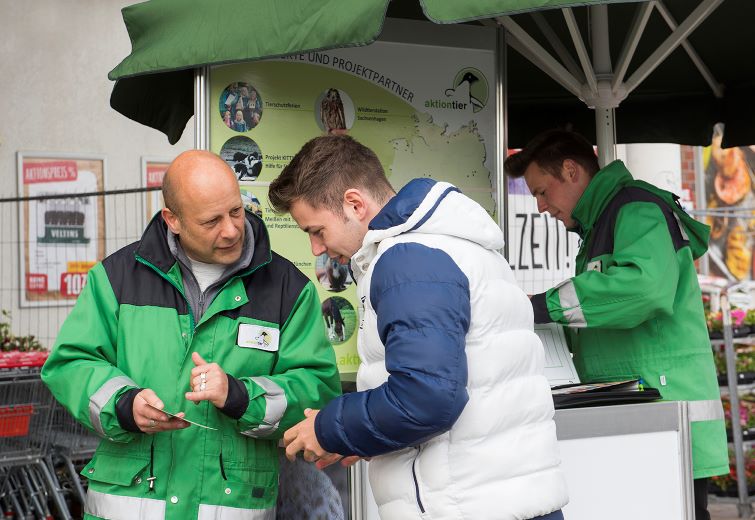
(444, 68), (489, 113)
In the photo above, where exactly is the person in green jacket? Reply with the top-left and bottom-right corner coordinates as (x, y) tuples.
(41, 150), (341, 520)
(505, 130), (728, 520)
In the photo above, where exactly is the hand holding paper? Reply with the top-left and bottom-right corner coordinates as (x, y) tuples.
(134, 389), (190, 433)
(145, 402), (218, 430)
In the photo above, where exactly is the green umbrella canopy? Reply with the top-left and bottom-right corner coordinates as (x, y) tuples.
(108, 0), (625, 144)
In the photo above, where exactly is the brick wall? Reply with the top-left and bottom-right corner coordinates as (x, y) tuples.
(680, 145), (698, 208)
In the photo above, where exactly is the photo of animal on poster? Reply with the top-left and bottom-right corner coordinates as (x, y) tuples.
(320, 296), (356, 345)
(315, 88), (355, 136)
(220, 136), (263, 181)
(315, 253), (352, 293)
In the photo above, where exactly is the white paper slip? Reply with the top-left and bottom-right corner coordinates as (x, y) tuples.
(147, 403), (218, 430)
(535, 323), (580, 387)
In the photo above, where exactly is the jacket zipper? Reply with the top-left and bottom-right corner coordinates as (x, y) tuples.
(135, 256), (196, 331)
(411, 446), (425, 514)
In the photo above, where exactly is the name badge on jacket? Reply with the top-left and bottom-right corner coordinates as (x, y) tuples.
(237, 324), (279, 352)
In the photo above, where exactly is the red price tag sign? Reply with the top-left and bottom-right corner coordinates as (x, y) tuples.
(60, 272), (88, 297)
(26, 274), (48, 292)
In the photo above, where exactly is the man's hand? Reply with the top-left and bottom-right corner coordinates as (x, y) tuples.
(315, 455), (366, 470)
(185, 352), (229, 408)
(283, 409), (339, 464)
(134, 389), (190, 433)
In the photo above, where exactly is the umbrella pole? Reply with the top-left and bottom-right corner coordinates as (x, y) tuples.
(591, 5), (616, 167)
(595, 108), (615, 168)
(194, 66), (210, 150)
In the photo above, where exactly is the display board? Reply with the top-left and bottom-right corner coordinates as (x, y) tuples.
(210, 40), (496, 373)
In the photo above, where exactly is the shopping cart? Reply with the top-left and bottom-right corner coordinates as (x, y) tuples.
(0, 351), (70, 520)
(48, 401), (100, 511)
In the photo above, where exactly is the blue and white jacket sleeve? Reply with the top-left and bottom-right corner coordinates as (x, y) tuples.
(315, 243), (471, 457)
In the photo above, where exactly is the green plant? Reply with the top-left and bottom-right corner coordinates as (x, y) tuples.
(0, 310), (43, 352)
(713, 346), (755, 374)
(722, 396), (755, 431)
(707, 306), (752, 334)
(710, 447), (755, 493)
(707, 310), (723, 333)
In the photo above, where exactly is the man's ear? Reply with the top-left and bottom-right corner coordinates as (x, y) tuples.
(162, 207), (181, 235)
(562, 159), (580, 183)
(343, 189), (369, 220)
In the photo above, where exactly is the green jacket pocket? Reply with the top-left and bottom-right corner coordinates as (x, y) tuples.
(81, 453), (149, 487)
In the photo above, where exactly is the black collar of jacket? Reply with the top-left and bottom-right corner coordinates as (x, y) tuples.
(135, 210), (272, 275)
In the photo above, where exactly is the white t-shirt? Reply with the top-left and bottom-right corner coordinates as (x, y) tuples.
(188, 256), (226, 293)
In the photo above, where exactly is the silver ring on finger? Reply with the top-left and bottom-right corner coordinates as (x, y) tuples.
(149, 419), (156, 429)
(199, 382), (207, 392)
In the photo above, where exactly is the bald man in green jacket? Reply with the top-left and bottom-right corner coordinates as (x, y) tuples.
(42, 151), (340, 519)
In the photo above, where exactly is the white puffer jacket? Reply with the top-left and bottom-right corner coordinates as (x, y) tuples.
(315, 179), (568, 519)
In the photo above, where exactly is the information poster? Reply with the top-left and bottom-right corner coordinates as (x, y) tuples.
(142, 157), (171, 225)
(211, 41), (496, 373)
(507, 175), (580, 295)
(17, 154), (106, 306)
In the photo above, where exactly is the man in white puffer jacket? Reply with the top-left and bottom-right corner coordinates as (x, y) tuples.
(273, 135), (568, 520)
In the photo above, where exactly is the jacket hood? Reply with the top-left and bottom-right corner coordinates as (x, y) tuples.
(631, 179), (711, 259)
(572, 160), (709, 259)
(572, 160), (632, 234)
(361, 178), (503, 254)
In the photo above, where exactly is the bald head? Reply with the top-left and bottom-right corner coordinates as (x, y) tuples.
(162, 150), (237, 216)
(160, 150), (246, 265)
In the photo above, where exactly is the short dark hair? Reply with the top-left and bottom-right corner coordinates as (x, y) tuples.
(269, 135), (394, 216)
(505, 129), (599, 180)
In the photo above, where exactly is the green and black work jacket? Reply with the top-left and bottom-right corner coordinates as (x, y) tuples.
(42, 211), (341, 519)
(531, 161), (728, 479)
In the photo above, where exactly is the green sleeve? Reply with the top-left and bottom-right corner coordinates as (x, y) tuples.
(41, 263), (138, 443)
(237, 281), (341, 438)
(546, 202), (679, 328)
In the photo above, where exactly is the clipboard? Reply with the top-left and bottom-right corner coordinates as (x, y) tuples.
(552, 385), (661, 409)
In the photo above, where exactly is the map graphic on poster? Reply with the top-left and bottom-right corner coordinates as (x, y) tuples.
(211, 41), (495, 373)
(17, 155), (106, 307)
